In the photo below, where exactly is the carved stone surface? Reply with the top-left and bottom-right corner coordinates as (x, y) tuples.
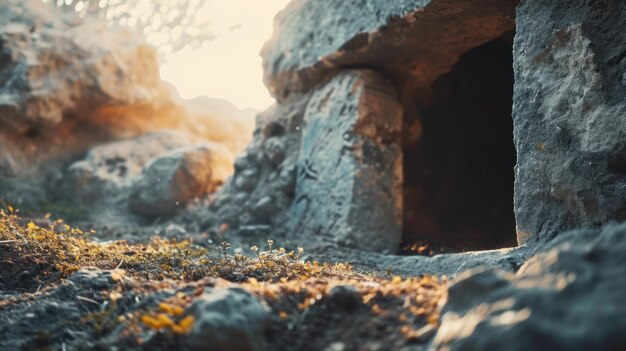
(288, 70), (403, 252)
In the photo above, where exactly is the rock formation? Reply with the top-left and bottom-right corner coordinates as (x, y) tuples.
(186, 288), (269, 351)
(201, 0), (520, 252)
(204, 0), (624, 254)
(0, 0), (253, 222)
(0, 0), (625, 350)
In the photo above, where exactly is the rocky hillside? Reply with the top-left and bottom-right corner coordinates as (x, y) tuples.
(0, 0), (254, 228)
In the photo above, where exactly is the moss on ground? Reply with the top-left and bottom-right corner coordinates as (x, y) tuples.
(0, 209), (360, 292)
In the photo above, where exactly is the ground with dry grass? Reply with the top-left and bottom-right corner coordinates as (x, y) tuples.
(0, 209), (447, 350)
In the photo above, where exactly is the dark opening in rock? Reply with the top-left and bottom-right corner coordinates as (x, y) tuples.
(402, 34), (517, 253)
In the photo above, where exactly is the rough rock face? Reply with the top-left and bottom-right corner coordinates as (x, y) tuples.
(187, 288), (269, 351)
(129, 143), (234, 218)
(513, 0), (626, 244)
(432, 222), (626, 350)
(289, 70), (403, 252)
(187, 94), (309, 244)
(262, 0), (517, 100)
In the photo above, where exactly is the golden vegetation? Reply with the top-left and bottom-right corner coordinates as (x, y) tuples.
(0, 208), (448, 349)
(0, 209), (357, 293)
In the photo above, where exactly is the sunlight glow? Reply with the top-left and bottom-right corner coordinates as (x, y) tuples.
(160, 0), (291, 110)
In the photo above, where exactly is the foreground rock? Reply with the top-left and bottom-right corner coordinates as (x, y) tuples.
(187, 288), (269, 351)
(433, 221), (626, 350)
(129, 143), (234, 218)
(513, 0), (626, 243)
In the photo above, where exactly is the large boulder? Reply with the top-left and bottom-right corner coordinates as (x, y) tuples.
(129, 143), (234, 218)
(432, 221), (626, 350)
(513, 0), (626, 244)
(288, 70), (403, 252)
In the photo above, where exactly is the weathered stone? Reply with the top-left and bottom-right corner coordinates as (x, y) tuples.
(288, 70), (403, 252)
(185, 93), (310, 247)
(67, 131), (195, 203)
(262, 0), (516, 100)
(513, 0), (626, 244)
(187, 287), (269, 351)
(234, 169), (260, 192)
(432, 221), (626, 350)
(0, 1), (254, 219)
(249, 0), (519, 252)
(251, 196), (277, 222)
(66, 268), (118, 292)
(129, 143), (234, 218)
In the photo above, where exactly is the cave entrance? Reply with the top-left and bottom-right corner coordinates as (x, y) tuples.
(402, 34), (517, 253)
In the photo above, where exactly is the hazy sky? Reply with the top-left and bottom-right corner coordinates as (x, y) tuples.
(160, 0), (291, 110)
